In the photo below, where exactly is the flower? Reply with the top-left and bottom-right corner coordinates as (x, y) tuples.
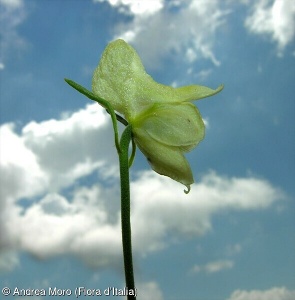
(92, 39), (223, 192)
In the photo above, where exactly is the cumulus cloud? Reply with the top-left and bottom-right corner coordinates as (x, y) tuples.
(245, 0), (295, 55)
(0, 123), (47, 200)
(0, 0), (27, 69)
(97, 0), (229, 69)
(0, 103), (286, 272)
(130, 170), (285, 254)
(21, 103), (118, 189)
(0, 104), (118, 251)
(93, 0), (294, 70)
(227, 286), (295, 300)
(18, 190), (122, 268)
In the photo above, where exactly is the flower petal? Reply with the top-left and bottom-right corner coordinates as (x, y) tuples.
(132, 102), (205, 152)
(174, 84), (224, 102)
(133, 127), (194, 189)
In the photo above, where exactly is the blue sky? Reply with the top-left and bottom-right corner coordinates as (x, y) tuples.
(0, 0), (294, 299)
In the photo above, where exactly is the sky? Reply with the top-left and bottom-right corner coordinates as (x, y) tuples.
(0, 0), (294, 300)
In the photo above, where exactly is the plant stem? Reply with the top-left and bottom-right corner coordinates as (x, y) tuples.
(119, 125), (136, 299)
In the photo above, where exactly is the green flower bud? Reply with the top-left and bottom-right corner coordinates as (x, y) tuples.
(92, 39), (223, 192)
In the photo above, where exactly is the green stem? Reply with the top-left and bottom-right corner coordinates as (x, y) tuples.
(119, 125), (136, 299)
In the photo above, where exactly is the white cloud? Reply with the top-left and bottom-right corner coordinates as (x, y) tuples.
(131, 171), (284, 253)
(109, 0), (229, 69)
(18, 190), (122, 268)
(0, 0), (27, 68)
(245, 0), (295, 55)
(93, 0), (164, 16)
(95, 0), (294, 70)
(0, 104), (286, 272)
(0, 103), (117, 200)
(227, 286), (295, 300)
(21, 103), (118, 189)
(0, 123), (48, 200)
(0, 169), (284, 270)
(0, 104), (118, 253)
(191, 259), (234, 274)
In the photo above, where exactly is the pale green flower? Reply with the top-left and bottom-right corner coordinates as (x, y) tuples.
(92, 39), (223, 192)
